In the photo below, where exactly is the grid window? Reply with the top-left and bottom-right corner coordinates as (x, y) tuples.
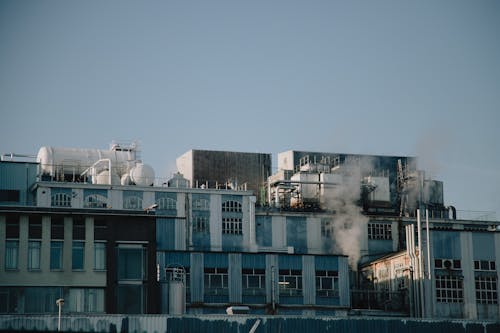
(321, 219), (332, 238)
(222, 217), (242, 235)
(51, 192), (71, 207)
(50, 241), (64, 270)
(368, 223), (392, 240)
(28, 217), (42, 239)
(28, 241), (41, 270)
(193, 198), (209, 210)
(94, 242), (106, 270)
(475, 276), (498, 304)
(73, 219), (85, 240)
(316, 270), (339, 297)
(123, 196), (143, 210)
(279, 269), (303, 296)
(242, 268), (266, 296)
(84, 194), (107, 208)
(157, 197), (176, 210)
(5, 240), (19, 270)
(435, 275), (463, 303)
(204, 268), (228, 295)
(222, 200), (242, 213)
(193, 216), (209, 233)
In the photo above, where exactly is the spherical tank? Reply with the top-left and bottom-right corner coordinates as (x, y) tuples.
(130, 163), (155, 186)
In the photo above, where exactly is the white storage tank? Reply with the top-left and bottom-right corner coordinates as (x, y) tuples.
(37, 146), (136, 180)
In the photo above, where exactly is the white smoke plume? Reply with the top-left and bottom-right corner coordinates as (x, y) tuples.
(323, 156), (372, 269)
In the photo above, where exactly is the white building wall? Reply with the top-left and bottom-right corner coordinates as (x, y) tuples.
(210, 194), (222, 251)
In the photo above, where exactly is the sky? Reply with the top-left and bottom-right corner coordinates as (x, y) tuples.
(1, 0), (499, 219)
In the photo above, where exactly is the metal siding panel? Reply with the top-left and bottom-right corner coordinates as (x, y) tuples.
(190, 252), (204, 303)
(242, 253), (266, 268)
(286, 216), (307, 253)
(156, 218), (175, 250)
(432, 230), (461, 259)
(204, 252), (228, 268)
(229, 253), (242, 303)
(302, 255), (315, 305)
(338, 256), (350, 307)
(314, 255), (339, 270)
(472, 232), (495, 260)
(256, 215), (272, 247)
(278, 254), (302, 269)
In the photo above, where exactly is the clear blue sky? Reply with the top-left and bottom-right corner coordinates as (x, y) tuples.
(1, 0), (499, 219)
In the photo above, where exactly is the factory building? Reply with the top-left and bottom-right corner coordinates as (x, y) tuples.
(0, 144), (499, 320)
(176, 149), (271, 200)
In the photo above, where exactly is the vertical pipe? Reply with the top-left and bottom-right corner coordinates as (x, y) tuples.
(426, 209), (431, 280)
(417, 209), (425, 317)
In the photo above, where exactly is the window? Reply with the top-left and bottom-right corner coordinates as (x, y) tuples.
(157, 197), (176, 210)
(193, 198), (209, 210)
(474, 260), (496, 271)
(204, 268), (228, 295)
(51, 192), (71, 207)
(222, 200), (242, 212)
(222, 217), (242, 235)
(50, 241), (64, 270)
(279, 269), (303, 296)
(94, 242), (106, 270)
(94, 219), (107, 240)
(475, 276), (498, 304)
(72, 241), (85, 270)
(123, 196), (143, 210)
(28, 241), (41, 270)
(316, 270), (339, 297)
(193, 216), (209, 233)
(321, 219), (333, 238)
(73, 219), (85, 240)
(5, 241), (19, 270)
(117, 285), (144, 314)
(117, 246), (146, 280)
(242, 268), (266, 295)
(51, 218), (64, 239)
(84, 194), (107, 208)
(368, 223), (392, 240)
(67, 288), (104, 313)
(435, 275), (463, 303)
(28, 217), (42, 239)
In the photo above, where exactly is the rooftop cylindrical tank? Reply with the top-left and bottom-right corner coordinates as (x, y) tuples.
(37, 146), (136, 178)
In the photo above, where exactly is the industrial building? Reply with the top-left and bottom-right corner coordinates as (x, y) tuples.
(0, 143), (499, 321)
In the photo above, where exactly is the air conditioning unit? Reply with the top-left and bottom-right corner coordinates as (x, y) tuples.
(443, 259), (453, 270)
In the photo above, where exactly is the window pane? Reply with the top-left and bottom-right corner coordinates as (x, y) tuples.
(72, 241), (85, 270)
(5, 241), (19, 270)
(118, 247), (145, 280)
(94, 243), (106, 270)
(50, 241), (63, 270)
(28, 241), (41, 270)
(117, 285), (143, 314)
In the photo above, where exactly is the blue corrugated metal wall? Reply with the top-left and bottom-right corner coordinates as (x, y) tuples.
(256, 215), (272, 247)
(433, 231), (461, 259)
(0, 162), (37, 206)
(286, 216), (307, 253)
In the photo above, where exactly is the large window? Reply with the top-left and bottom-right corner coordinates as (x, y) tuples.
(204, 267), (228, 295)
(279, 269), (303, 296)
(94, 242), (106, 270)
(222, 200), (242, 212)
(368, 223), (392, 240)
(50, 241), (64, 270)
(242, 268), (266, 296)
(28, 241), (41, 270)
(435, 275), (463, 303)
(157, 197), (176, 210)
(5, 240), (19, 270)
(117, 285), (144, 314)
(222, 217), (242, 235)
(117, 245), (146, 280)
(68, 288), (104, 313)
(84, 194), (107, 208)
(193, 216), (209, 233)
(316, 270), (339, 297)
(72, 241), (85, 270)
(123, 196), (143, 210)
(193, 198), (209, 210)
(475, 276), (498, 304)
(51, 192), (71, 207)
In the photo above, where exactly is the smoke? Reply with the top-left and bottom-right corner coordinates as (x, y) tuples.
(323, 157), (372, 269)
